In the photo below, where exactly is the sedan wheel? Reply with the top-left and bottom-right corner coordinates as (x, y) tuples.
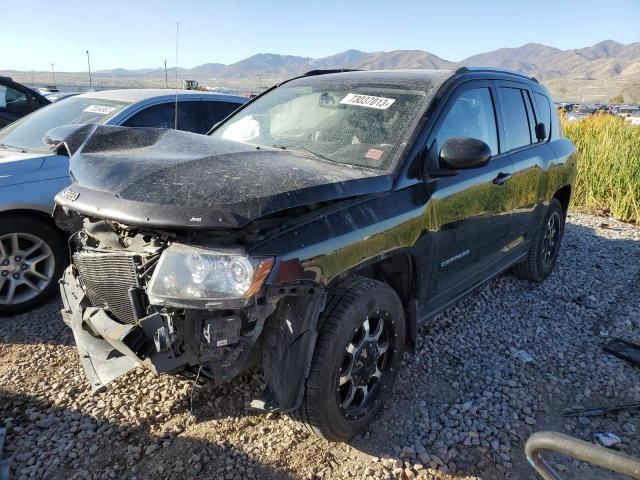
(0, 216), (67, 316)
(0, 233), (56, 305)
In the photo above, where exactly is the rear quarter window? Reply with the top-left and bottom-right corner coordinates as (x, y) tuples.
(533, 92), (554, 141)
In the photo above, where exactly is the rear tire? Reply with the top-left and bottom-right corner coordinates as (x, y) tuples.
(0, 215), (67, 316)
(512, 198), (565, 282)
(294, 276), (405, 442)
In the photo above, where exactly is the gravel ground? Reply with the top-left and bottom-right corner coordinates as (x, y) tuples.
(1, 212), (639, 480)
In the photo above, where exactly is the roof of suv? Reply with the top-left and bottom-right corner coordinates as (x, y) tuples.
(297, 67), (540, 91)
(298, 69), (455, 89)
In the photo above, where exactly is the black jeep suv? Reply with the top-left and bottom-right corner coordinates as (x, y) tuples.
(53, 67), (575, 441)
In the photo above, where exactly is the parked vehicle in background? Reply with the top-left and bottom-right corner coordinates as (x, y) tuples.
(44, 92), (81, 102)
(0, 89), (247, 314)
(616, 105), (640, 119)
(555, 102), (575, 113)
(0, 76), (50, 128)
(565, 104), (610, 121)
(35, 86), (60, 94)
(53, 67), (575, 441)
(627, 110), (640, 126)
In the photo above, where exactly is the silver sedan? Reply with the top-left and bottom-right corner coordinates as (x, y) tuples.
(0, 89), (247, 314)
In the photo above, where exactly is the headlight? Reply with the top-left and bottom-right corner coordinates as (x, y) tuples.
(147, 244), (274, 307)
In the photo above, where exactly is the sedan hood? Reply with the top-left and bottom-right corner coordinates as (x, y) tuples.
(0, 149), (49, 175)
(55, 125), (392, 229)
(0, 150), (53, 187)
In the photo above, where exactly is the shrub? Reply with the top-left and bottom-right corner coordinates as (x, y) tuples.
(562, 114), (640, 223)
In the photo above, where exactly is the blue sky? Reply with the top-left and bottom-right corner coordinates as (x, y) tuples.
(3, 0), (639, 72)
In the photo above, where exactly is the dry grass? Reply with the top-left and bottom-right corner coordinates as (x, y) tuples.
(563, 114), (640, 224)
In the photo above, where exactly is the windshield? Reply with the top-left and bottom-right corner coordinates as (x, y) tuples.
(212, 78), (431, 170)
(0, 97), (130, 153)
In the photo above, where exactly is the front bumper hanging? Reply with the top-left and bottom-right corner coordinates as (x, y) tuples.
(60, 267), (184, 390)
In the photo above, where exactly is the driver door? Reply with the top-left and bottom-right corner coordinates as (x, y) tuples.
(423, 80), (516, 312)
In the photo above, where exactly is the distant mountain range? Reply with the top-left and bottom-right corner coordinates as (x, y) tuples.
(2, 40), (639, 96)
(88, 40), (640, 82)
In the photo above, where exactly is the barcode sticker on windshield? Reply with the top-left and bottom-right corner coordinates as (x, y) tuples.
(83, 105), (117, 115)
(339, 93), (396, 110)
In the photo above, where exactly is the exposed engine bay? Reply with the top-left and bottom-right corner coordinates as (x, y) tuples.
(58, 214), (325, 412)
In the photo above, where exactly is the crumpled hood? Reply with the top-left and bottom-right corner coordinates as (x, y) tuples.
(55, 125), (392, 229)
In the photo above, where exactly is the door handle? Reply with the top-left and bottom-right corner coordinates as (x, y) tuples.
(492, 172), (512, 185)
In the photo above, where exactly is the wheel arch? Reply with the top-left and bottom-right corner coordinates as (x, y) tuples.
(0, 208), (67, 241)
(0, 208), (69, 266)
(333, 251), (419, 352)
(553, 184), (572, 215)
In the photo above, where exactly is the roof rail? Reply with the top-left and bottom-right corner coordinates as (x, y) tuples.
(303, 69), (361, 77)
(455, 66), (539, 84)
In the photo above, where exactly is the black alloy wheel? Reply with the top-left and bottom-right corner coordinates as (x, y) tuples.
(294, 276), (406, 441)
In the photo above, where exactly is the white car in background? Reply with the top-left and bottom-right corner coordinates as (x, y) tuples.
(626, 110), (640, 126)
(0, 89), (247, 314)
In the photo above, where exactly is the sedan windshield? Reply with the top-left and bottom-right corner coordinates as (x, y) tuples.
(0, 97), (130, 153)
(212, 78), (431, 170)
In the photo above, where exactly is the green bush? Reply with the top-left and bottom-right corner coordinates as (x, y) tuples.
(563, 115), (640, 223)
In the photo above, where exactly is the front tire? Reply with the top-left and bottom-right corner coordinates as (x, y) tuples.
(295, 276), (406, 442)
(0, 215), (67, 316)
(512, 198), (565, 282)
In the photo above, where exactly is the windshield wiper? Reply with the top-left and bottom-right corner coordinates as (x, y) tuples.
(271, 144), (334, 163)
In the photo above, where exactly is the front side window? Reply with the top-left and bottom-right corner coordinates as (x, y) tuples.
(498, 87), (532, 151)
(436, 87), (498, 155)
(123, 103), (177, 130)
(0, 97), (130, 152)
(212, 78), (433, 170)
(205, 101), (242, 128)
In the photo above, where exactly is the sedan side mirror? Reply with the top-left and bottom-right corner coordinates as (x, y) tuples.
(44, 124), (95, 157)
(439, 137), (492, 170)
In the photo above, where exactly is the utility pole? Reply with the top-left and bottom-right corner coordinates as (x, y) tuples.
(86, 50), (92, 89)
(49, 63), (56, 87)
(164, 59), (168, 88)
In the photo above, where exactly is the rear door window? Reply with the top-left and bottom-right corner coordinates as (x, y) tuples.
(436, 87), (499, 155)
(122, 101), (208, 133)
(175, 101), (208, 133)
(522, 90), (538, 142)
(498, 87), (532, 151)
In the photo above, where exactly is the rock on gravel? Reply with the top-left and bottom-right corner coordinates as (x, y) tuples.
(1, 212), (639, 480)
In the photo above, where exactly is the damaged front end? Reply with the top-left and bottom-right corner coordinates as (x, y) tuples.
(57, 214), (325, 411)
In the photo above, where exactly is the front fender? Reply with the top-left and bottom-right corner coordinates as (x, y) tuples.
(0, 177), (70, 214)
(252, 284), (326, 412)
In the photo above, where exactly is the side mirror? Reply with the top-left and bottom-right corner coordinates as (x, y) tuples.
(535, 122), (547, 141)
(439, 137), (492, 170)
(44, 124), (95, 157)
